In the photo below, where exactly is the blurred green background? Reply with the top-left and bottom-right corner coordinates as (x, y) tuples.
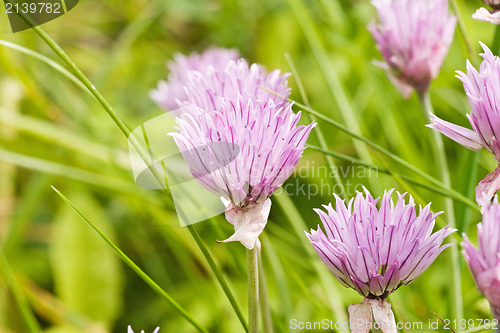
(0, 0), (497, 332)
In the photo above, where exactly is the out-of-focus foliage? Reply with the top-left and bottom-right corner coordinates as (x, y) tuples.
(0, 0), (496, 332)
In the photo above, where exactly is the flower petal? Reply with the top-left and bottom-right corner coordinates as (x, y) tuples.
(476, 265), (500, 320)
(427, 113), (483, 151)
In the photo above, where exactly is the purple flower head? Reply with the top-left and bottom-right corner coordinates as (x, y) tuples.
(428, 43), (500, 205)
(171, 100), (313, 208)
(169, 57), (314, 249)
(150, 47), (240, 111)
(473, 1), (500, 24)
(369, 0), (456, 98)
(462, 201), (500, 320)
(306, 188), (455, 299)
(181, 58), (291, 110)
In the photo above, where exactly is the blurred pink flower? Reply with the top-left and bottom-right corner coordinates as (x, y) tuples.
(369, 0), (456, 98)
(428, 43), (500, 206)
(150, 47), (240, 111)
(462, 201), (500, 320)
(169, 56), (314, 250)
(181, 58), (291, 110)
(484, 0), (500, 5)
(306, 189), (455, 332)
(473, 1), (500, 24)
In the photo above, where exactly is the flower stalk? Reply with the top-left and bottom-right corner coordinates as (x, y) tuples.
(247, 247), (259, 333)
(418, 92), (463, 323)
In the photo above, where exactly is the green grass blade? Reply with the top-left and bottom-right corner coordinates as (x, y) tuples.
(27, 28), (131, 139)
(51, 186), (209, 333)
(16, 22), (249, 328)
(261, 235), (291, 333)
(290, 99), (478, 205)
(259, 257), (273, 333)
(0, 148), (141, 197)
(418, 92), (463, 322)
(284, 53), (346, 199)
(3, 175), (51, 254)
(0, 248), (41, 333)
(274, 193), (349, 333)
(458, 150), (480, 232)
(187, 225), (249, 332)
(449, 0), (475, 61)
(285, 0), (373, 165)
(0, 107), (113, 163)
(492, 25), (500, 55)
(308, 145), (479, 212)
(0, 40), (87, 92)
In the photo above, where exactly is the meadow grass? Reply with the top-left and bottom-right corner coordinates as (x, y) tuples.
(0, 0), (496, 332)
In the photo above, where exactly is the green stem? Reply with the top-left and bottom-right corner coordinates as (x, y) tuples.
(259, 258), (273, 333)
(188, 224), (249, 332)
(28, 29), (129, 138)
(0, 248), (41, 333)
(449, 0), (475, 61)
(247, 247), (259, 333)
(417, 92), (463, 323)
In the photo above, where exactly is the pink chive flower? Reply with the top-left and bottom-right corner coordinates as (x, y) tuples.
(369, 0), (456, 98)
(306, 189), (455, 332)
(169, 58), (315, 250)
(428, 43), (500, 206)
(181, 59), (291, 110)
(473, 1), (500, 24)
(462, 201), (500, 321)
(150, 47), (240, 111)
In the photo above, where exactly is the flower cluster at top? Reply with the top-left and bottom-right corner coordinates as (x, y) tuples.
(369, 0), (456, 98)
(151, 48), (315, 249)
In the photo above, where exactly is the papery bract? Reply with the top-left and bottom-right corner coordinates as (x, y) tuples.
(473, 1), (500, 24)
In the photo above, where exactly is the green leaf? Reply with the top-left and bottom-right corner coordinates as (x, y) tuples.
(51, 187), (209, 333)
(50, 190), (123, 327)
